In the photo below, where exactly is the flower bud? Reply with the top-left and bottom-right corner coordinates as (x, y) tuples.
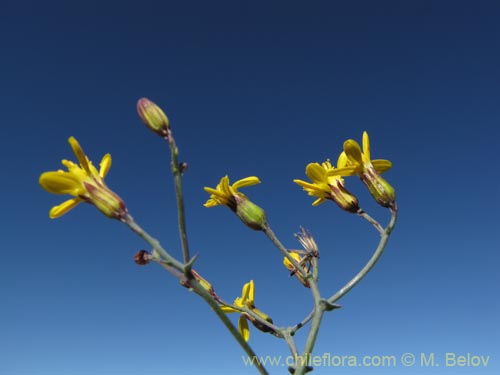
(134, 250), (151, 265)
(179, 162), (188, 175)
(137, 98), (170, 137)
(234, 195), (267, 230)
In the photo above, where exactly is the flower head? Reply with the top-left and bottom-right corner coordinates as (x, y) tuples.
(283, 228), (319, 288)
(39, 137), (127, 219)
(330, 131), (395, 207)
(137, 97), (170, 138)
(204, 176), (267, 230)
(221, 280), (273, 341)
(294, 159), (360, 212)
(283, 251), (310, 288)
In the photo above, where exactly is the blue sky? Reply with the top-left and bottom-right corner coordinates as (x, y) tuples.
(1, 1), (499, 374)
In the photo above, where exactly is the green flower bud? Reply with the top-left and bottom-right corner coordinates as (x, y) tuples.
(136, 97), (170, 137)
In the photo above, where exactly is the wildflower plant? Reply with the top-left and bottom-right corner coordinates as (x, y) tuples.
(39, 97), (398, 375)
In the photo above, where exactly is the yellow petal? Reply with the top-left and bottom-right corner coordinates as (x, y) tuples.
(305, 163), (327, 184)
(49, 198), (83, 218)
(232, 176), (261, 190)
(293, 179), (314, 189)
(220, 305), (238, 313)
(247, 280), (255, 304)
(204, 187), (228, 199)
(219, 176), (232, 196)
(312, 197), (326, 206)
(326, 166), (358, 177)
(240, 280), (252, 303)
(203, 199), (219, 207)
(293, 179), (317, 190)
(283, 252), (301, 270)
(39, 172), (82, 195)
(203, 187), (220, 195)
(294, 179), (330, 201)
(238, 316), (250, 341)
(321, 160), (334, 170)
(90, 161), (103, 180)
(372, 159), (392, 173)
(68, 137), (91, 174)
(99, 154), (112, 178)
(336, 152), (349, 168)
(362, 131), (371, 162)
(343, 139), (364, 166)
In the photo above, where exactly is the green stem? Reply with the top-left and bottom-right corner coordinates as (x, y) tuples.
(282, 330), (299, 360)
(327, 206), (398, 305)
(293, 205), (398, 374)
(124, 215), (269, 375)
(358, 210), (384, 234)
(291, 308), (315, 334)
(293, 277), (324, 375)
(166, 132), (191, 264)
(263, 225), (326, 374)
(124, 214), (185, 272)
(188, 279), (270, 375)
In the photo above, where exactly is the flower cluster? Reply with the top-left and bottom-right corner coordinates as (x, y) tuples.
(39, 98), (397, 354)
(295, 131), (395, 210)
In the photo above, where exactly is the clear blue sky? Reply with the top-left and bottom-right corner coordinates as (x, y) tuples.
(1, 1), (499, 374)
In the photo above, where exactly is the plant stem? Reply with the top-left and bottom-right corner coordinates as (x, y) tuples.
(166, 131), (191, 263)
(291, 308), (315, 334)
(293, 278), (324, 375)
(327, 206), (398, 305)
(189, 279), (270, 375)
(124, 214), (185, 272)
(358, 210), (384, 234)
(293, 205), (398, 374)
(125, 214), (269, 375)
(282, 330), (299, 359)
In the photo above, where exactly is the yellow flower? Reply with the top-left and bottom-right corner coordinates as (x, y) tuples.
(294, 159), (360, 212)
(204, 176), (267, 230)
(330, 131), (395, 207)
(39, 137), (127, 219)
(204, 175), (260, 209)
(334, 131), (392, 175)
(221, 280), (273, 341)
(283, 228), (319, 288)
